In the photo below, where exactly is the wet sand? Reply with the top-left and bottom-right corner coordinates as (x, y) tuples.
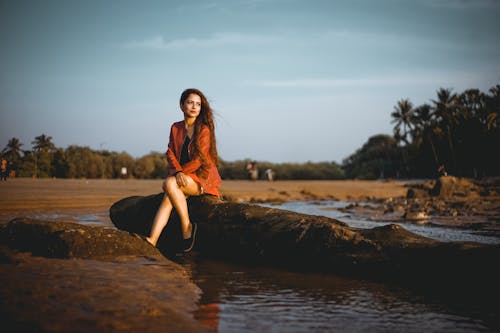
(0, 178), (408, 224)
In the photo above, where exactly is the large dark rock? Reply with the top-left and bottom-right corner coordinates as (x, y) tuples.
(0, 217), (160, 259)
(110, 194), (500, 287)
(0, 219), (206, 333)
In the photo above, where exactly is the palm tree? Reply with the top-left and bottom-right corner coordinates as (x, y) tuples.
(391, 98), (414, 146)
(431, 88), (459, 172)
(2, 137), (23, 163)
(485, 85), (499, 131)
(32, 134), (56, 153)
(458, 89), (486, 177)
(31, 134), (56, 177)
(413, 104), (439, 166)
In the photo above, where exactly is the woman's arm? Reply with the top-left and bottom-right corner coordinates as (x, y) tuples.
(166, 125), (183, 173)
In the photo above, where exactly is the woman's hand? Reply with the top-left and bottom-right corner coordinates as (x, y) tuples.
(175, 171), (188, 187)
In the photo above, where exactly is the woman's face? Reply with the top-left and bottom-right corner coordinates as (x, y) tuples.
(181, 93), (202, 119)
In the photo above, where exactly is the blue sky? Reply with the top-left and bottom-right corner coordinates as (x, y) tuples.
(1, 0), (499, 163)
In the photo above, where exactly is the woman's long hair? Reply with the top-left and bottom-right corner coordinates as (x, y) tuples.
(180, 88), (219, 175)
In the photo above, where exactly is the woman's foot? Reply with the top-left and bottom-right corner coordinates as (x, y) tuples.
(182, 223), (197, 252)
(132, 233), (156, 247)
(145, 236), (155, 246)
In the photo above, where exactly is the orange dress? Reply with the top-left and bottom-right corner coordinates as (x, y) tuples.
(166, 121), (222, 197)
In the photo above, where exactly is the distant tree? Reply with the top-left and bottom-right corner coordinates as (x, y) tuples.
(2, 137), (24, 164)
(391, 99), (414, 146)
(32, 134), (56, 153)
(431, 88), (459, 172)
(134, 152), (168, 179)
(30, 134), (56, 177)
(342, 134), (400, 179)
(484, 85), (499, 131)
(110, 152), (135, 178)
(412, 103), (439, 167)
(51, 148), (68, 178)
(391, 99), (415, 176)
(18, 150), (36, 177)
(64, 146), (106, 178)
(482, 85), (500, 176)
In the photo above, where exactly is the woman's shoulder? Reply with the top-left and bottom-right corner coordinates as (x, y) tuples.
(171, 120), (184, 129)
(170, 121), (185, 134)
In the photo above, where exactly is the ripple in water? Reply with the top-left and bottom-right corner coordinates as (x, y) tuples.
(188, 260), (498, 333)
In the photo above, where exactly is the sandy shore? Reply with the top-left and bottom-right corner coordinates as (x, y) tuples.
(0, 178), (408, 224)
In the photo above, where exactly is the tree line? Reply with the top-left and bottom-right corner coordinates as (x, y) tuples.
(2, 84), (498, 180)
(343, 84), (499, 179)
(0, 134), (345, 180)
(1, 135), (168, 179)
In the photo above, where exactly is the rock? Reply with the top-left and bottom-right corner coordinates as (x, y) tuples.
(0, 218), (160, 259)
(0, 218), (206, 333)
(430, 176), (480, 198)
(405, 176), (482, 199)
(406, 187), (429, 199)
(402, 210), (430, 220)
(110, 194), (500, 286)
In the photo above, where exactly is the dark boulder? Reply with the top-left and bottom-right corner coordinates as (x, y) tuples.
(0, 218), (206, 333)
(0, 217), (160, 259)
(110, 194), (500, 287)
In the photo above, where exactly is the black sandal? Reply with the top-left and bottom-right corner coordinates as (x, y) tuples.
(182, 223), (197, 252)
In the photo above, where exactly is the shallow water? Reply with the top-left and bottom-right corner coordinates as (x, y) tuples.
(180, 200), (499, 332)
(260, 200), (500, 244)
(182, 258), (499, 333)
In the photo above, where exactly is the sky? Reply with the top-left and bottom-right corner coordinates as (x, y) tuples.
(1, 0), (499, 163)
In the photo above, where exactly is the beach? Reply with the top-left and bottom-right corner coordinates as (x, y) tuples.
(0, 178), (408, 224)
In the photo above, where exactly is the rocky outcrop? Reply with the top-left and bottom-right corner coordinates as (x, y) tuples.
(110, 194), (500, 286)
(353, 176), (500, 224)
(429, 176), (481, 198)
(0, 217), (161, 259)
(0, 218), (206, 333)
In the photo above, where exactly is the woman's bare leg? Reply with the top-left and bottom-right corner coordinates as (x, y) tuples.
(164, 176), (201, 239)
(146, 192), (173, 246)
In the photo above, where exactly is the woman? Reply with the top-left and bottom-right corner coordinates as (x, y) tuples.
(146, 88), (221, 252)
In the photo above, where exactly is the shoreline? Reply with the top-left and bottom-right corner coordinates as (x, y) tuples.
(0, 178), (408, 223)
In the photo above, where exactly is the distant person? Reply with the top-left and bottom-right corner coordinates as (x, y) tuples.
(120, 166), (128, 179)
(8, 161), (16, 178)
(145, 88), (221, 252)
(247, 161), (258, 181)
(437, 164), (448, 177)
(1, 158), (8, 181)
(265, 168), (274, 182)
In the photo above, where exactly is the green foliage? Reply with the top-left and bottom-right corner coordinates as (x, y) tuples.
(347, 84), (500, 179)
(1, 136), (167, 179)
(219, 159), (345, 180)
(1, 137), (23, 165)
(342, 135), (401, 179)
(134, 152), (169, 179)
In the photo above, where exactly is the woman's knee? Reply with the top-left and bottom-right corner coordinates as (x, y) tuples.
(164, 176), (179, 193)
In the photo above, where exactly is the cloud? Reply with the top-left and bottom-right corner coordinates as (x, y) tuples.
(122, 32), (279, 50)
(243, 70), (494, 89)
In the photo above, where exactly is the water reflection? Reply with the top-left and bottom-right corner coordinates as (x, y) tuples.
(178, 257), (499, 333)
